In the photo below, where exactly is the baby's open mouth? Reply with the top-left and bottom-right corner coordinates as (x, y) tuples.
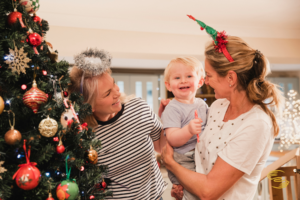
(180, 86), (190, 89)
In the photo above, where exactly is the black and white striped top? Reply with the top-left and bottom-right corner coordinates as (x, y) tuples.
(95, 98), (167, 200)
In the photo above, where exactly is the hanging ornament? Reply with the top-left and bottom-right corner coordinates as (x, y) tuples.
(101, 179), (107, 188)
(46, 41), (58, 62)
(56, 155), (79, 200)
(63, 91), (68, 97)
(13, 140), (41, 190)
(87, 146), (98, 164)
(42, 70), (47, 75)
(60, 109), (74, 128)
(0, 96), (4, 114)
(32, 15), (42, 25)
(0, 161), (7, 180)
(46, 193), (55, 200)
(38, 116), (58, 137)
(56, 137), (65, 154)
(27, 28), (42, 54)
(4, 111), (22, 145)
(7, 9), (26, 28)
(5, 46), (31, 75)
(19, 0), (40, 14)
(61, 99), (82, 130)
(23, 80), (47, 113)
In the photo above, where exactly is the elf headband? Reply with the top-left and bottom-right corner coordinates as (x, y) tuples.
(187, 15), (234, 62)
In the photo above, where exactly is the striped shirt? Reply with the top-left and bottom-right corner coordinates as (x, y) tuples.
(95, 98), (167, 200)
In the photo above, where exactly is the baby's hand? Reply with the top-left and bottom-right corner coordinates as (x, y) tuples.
(188, 113), (202, 135)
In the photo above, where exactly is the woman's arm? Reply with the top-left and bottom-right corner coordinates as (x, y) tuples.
(153, 129), (166, 153)
(162, 142), (244, 200)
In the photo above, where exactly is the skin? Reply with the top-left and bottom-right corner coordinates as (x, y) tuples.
(93, 73), (166, 153)
(164, 62), (204, 147)
(160, 58), (256, 200)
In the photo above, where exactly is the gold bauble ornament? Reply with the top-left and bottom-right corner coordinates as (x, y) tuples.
(38, 116), (58, 137)
(0, 96), (4, 114)
(87, 146), (98, 164)
(5, 127), (22, 145)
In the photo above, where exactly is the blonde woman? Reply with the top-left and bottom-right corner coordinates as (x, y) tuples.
(160, 17), (283, 200)
(69, 49), (167, 200)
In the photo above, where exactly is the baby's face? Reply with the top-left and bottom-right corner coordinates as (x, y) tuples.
(165, 63), (202, 102)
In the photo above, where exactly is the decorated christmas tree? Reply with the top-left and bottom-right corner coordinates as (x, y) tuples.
(0, 0), (111, 199)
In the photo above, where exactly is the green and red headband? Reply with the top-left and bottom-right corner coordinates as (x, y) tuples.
(187, 15), (234, 62)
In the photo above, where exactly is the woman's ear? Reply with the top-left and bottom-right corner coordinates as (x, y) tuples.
(227, 71), (237, 87)
(165, 81), (172, 92)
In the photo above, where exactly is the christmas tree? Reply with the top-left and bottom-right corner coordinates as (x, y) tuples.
(0, 0), (112, 199)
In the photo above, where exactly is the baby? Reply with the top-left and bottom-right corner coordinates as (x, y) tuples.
(161, 56), (208, 200)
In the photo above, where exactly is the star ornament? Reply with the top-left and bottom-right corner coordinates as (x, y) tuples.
(0, 161), (7, 179)
(5, 47), (31, 75)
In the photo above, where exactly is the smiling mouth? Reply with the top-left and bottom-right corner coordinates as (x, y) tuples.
(179, 86), (190, 90)
(112, 100), (120, 105)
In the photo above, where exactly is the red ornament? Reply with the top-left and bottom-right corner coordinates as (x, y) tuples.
(13, 140), (41, 190)
(21, 84), (27, 90)
(102, 181), (107, 188)
(53, 137), (59, 142)
(26, 29), (42, 54)
(23, 80), (47, 113)
(42, 70), (47, 75)
(200, 27), (204, 30)
(46, 193), (55, 200)
(56, 139), (65, 154)
(90, 195), (95, 199)
(32, 15), (42, 25)
(63, 91), (68, 97)
(7, 9), (26, 28)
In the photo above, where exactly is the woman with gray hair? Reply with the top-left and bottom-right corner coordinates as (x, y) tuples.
(69, 48), (167, 200)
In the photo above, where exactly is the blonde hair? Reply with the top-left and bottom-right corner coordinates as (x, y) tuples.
(205, 36), (284, 137)
(164, 56), (204, 82)
(69, 66), (131, 127)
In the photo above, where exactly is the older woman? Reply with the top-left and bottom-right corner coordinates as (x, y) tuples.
(69, 49), (167, 200)
(161, 17), (283, 200)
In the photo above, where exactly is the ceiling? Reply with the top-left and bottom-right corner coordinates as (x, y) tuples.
(39, 0), (300, 39)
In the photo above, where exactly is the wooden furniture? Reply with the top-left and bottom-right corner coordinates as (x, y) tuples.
(260, 148), (300, 200)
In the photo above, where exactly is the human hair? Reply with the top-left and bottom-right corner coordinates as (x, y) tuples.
(164, 56), (204, 83)
(68, 66), (130, 127)
(205, 36), (283, 137)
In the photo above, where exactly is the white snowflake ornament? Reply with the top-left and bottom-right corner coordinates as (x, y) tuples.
(5, 47), (31, 75)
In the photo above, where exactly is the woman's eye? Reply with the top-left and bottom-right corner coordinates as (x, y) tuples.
(106, 92), (111, 97)
(175, 77), (180, 79)
(188, 75), (192, 78)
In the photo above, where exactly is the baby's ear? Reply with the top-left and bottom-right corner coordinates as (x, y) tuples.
(198, 77), (204, 88)
(165, 81), (172, 91)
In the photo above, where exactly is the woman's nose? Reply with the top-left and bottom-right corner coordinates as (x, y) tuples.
(113, 84), (121, 97)
(204, 77), (209, 85)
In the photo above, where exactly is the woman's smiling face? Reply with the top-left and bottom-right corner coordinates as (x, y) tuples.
(204, 58), (229, 99)
(93, 73), (121, 120)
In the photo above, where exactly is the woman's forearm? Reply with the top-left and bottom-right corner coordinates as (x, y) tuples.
(153, 130), (167, 153)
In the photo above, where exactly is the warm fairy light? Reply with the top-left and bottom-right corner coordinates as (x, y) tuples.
(279, 90), (300, 151)
(21, 84), (27, 90)
(42, 70), (47, 75)
(80, 166), (84, 171)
